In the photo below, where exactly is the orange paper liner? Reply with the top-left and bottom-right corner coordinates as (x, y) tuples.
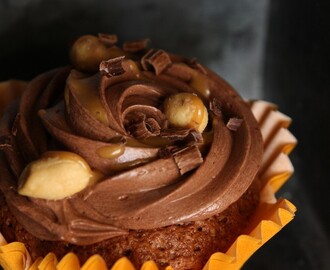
(0, 99), (297, 270)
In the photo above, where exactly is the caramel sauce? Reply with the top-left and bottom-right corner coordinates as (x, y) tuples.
(190, 72), (211, 99)
(68, 75), (109, 126)
(97, 144), (125, 159)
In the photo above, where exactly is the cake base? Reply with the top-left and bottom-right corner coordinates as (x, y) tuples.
(0, 179), (259, 270)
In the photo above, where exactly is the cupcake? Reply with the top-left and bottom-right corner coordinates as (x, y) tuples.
(0, 34), (297, 270)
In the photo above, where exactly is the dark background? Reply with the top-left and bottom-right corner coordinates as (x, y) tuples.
(0, 0), (329, 269)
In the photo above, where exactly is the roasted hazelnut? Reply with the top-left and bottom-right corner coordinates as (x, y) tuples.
(163, 93), (208, 133)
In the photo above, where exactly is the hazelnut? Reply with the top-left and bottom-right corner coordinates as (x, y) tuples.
(18, 151), (102, 200)
(70, 35), (125, 72)
(163, 93), (208, 133)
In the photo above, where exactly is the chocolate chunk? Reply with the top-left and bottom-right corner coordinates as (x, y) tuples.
(209, 98), (222, 117)
(98, 33), (118, 47)
(99, 56), (125, 77)
(173, 145), (203, 175)
(185, 129), (204, 145)
(141, 49), (172, 75)
(226, 117), (243, 131)
(123, 38), (150, 52)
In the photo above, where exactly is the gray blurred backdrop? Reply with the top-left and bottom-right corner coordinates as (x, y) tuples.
(0, 0), (268, 98)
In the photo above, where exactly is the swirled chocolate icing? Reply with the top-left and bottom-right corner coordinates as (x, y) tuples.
(0, 36), (263, 245)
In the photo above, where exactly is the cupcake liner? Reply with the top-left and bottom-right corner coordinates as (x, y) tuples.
(0, 89), (297, 270)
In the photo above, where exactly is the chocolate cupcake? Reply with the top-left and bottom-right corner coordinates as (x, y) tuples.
(0, 34), (296, 270)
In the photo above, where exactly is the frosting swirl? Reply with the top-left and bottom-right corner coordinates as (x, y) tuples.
(0, 36), (263, 245)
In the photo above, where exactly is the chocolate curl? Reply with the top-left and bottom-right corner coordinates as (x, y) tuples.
(160, 128), (192, 141)
(123, 104), (167, 133)
(173, 145), (203, 175)
(141, 49), (172, 75)
(160, 128), (202, 144)
(123, 38), (150, 52)
(99, 56), (125, 78)
(164, 63), (193, 82)
(127, 117), (161, 139)
(157, 129), (203, 159)
(227, 117), (244, 131)
(98, 33), (118, 47)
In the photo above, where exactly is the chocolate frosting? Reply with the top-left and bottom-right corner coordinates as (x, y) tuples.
(0, 41), (263, 245)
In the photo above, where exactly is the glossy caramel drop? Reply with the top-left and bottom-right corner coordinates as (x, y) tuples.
(190, 72), (211, 99)
(97, 144), (125, 159)
(67, 74), (109, 126)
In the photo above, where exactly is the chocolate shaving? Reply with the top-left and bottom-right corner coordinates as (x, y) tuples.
(189, 58), (207, 74)
(160, 128), (203, 145)
(141, 49), (154, 71)
(184, 129), (204, 145)
(141, 49), (172, 75)
(99, 56), (125, 77)
(127, 118), (161, 139)
(160, 128), (192, 141)
(209, 98), (222, 117)
(145, 118), (161, 134)
(164, 63), (193, 82)
(98, 33), (118, 47)
(123, 38), (150, 52)
(226, 117), (243, 131)
(173, 145), (203, 175)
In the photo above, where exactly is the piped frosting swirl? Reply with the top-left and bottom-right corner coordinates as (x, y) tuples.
(0, 35), (263, 245)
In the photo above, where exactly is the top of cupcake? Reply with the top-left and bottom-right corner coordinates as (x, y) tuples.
(0, 34), (263, 245)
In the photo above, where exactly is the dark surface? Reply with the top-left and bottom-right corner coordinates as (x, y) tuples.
(0, 0), (329, 269)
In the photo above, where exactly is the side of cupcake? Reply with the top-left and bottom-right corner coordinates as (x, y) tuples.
(0, 34), (296, 270)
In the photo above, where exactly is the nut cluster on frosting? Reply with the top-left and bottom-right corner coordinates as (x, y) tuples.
(0, 34), (263, 245)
